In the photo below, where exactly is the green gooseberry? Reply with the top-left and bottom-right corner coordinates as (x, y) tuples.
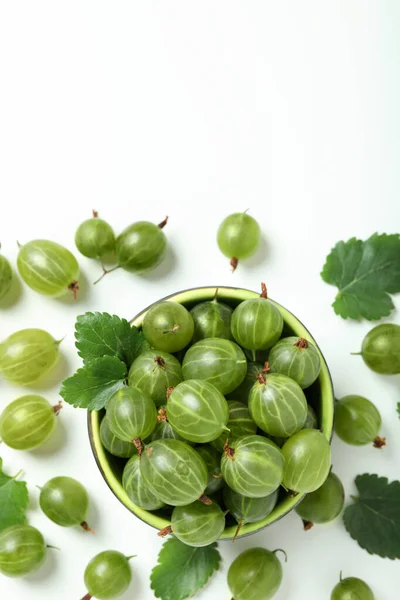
(223, 487), (279, 541)
(0, 525), (46, 577)
(116, 218), (168, 273)
(295, 472), (345, 529)
(334, 395), (384, 448)
(83, 550), (134, 600)
(248, 370), (307, 438)
(0, 252), (12, 300)
(17, 239), (79, 298)
(231, 284), (283, 351)
(282, 429), (331, 493)
(100, 417), (136, 458)
(331, 574), (375, 600)
(353, 323), (400, 374)
(217, 212), (261, 271)
(226, 361), (263, 404)
(268, 337), (321, 389)
(142, 301), (194, 353)
(167, 379), (229, 443)
(150, 405), (191, 444)
(195, 445), (224, 495)
(211, 400), (257, 452)
(221, 435), (284, 498)
(39, 476), (93, 532)
(0, 395), (61, 450)
(75, 210), (116, 259)
(128, 350), (183, 407)
(0, 328), (60, 386)
(182, 337), (247, 395)
(122, 454), (165, 510)
(106, 387), (157, 449)
(190, 294), (233, 342)
(227, 547), (286, 600)
(166, 500), (225, 547)
(140, 439), (208, 506)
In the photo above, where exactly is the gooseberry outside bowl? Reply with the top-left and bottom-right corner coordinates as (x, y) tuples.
(88, 286), (334, 541)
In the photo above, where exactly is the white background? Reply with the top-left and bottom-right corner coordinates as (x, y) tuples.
(0, 2), (399, 599)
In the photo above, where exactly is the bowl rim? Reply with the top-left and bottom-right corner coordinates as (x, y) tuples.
(88, 285), (334, 541)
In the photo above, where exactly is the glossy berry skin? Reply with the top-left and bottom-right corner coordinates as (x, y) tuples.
(100, 417), (136, 458)
(128, 350), (183, 407)
(0, 525), (46, 577)
(75, 215), (115, 259)
(0, 395), (57, 450)
(358, 324), (400, 374)
(231, 298), (283, 351)
(182, 338), (247, 395)
(0, 328), (60, 386)
(228, 547), (283, 600)
(106, 387), (157, 442)
(140, 439), (208, 506)
(116, 221), (166, 273)
(295, 472), (345, 524)
(143, 302), (194, 353)
(304, 404), (318, 429)
(221, 435), (284, 498)
(17, 239), (79, 297)
(39, 476), (90, 528)
(211, 400), (257, 452)
(171, 500), (225, 547)
(84, 551), (132, 600)
(122, 454), (165, 510)
(223, 487), (278, 539)
(195, 445), (224, 495)
(331, 576), (375, 600)
(0, 254), (12, 300)
(190, 298), (233, 342)
(217, 213), (261, 263)
(334, 396), (382, 446)
(249, 373), (307, 438)
(227, 362), (263, 404)
(269, 337), (321, 389)
(282, 429), (331, 493)
(167, 380), (229, 443)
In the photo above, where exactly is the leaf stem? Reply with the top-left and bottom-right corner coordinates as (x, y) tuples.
(273, 549), (288, 562)
(350, 352), (361, 356)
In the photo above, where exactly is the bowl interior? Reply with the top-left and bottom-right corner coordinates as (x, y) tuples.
(88, 286), (334, 540)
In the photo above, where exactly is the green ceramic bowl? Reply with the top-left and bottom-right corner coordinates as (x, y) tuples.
(88, 286), (334, 540)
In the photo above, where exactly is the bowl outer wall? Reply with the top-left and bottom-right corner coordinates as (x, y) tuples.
(88, 286), (334, 541)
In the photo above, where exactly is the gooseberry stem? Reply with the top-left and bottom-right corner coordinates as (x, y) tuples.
(126, 555), (137, 561)
(273, 549), (288, 562)
(260, 282), (268, 298)
(154, 356), (167, 369)
(13, 470), (23, 480)
(52, 401), (63, 416)
(68, 280), (79, 300)
(350, 352), (361, 355)
(252, 350), (256, 362)
(158, 525), (173, 537)
(157, 408), (168, 422)
(81, 594), (92, 600)
(224, 440), (235, 460)
(93, 264), (121, 285)
(232, 520), (243, 543)
(166, 386), (175, 400)
(302, 519), (313, 531)
(92, 209), (98, 218)
(199, 494), (212, 505)
(373, 436), (386, 449)
(212, 288), (219, 301)
(80, 521), (95, 534)
(158, 216), (169, 229)
(163, 324), (180, 334)
(230, 257), (239, 272)
(294, 338), (309, 350)
(47, 545), (60, 550)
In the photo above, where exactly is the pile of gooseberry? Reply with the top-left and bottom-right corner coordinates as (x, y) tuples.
(98, 284), (333, 559)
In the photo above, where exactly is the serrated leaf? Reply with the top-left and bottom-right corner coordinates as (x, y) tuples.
(151, 538), (221, 600)
(343, 473), (400, 559)
(0, 458), (29, 533)
(75, 312), (149, 367)
(321, 233), (400, 320)
(60, 356), (127, 410)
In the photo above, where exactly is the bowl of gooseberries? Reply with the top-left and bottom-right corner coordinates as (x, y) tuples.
(88, 286), (334, 544)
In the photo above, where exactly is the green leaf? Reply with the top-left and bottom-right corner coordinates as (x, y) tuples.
(60, 356), (127, 410)
(151, 538), (221, 600)
(75, 312), (149, 367)
(321, 233), (400, 320)
(343, 473), (400, 559)
(0, 458), (29, 533)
